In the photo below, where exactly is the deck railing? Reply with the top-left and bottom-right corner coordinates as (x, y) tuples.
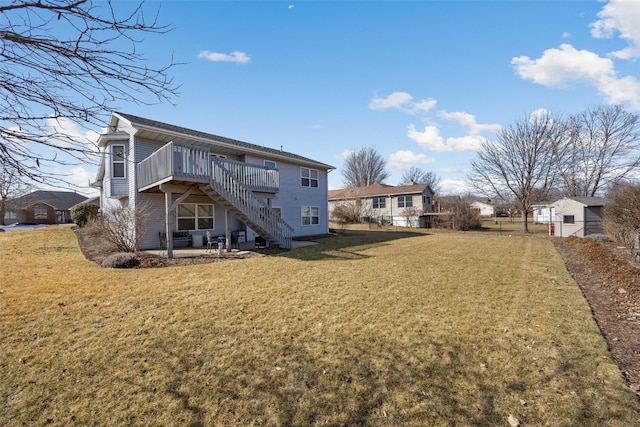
(220, 158), (279, 193)
(209, 157), (293, 249)
(137, 141), (279, 192)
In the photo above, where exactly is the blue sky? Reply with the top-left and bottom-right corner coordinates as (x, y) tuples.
(54, 0), (640, 195)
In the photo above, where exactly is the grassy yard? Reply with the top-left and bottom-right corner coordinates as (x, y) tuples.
(1, 225), (638, 426)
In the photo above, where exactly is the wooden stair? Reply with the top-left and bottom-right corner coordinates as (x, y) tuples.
(200, 158), (293, 249)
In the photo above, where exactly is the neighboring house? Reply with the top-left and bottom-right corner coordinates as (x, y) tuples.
(4, 190), (87, 224)
(550, 197), (607, 238)
(532, 202), (554, 224)
(470, 200), (494, 217)
(92, 112), (334, 256)
(328, 183), (435, 227)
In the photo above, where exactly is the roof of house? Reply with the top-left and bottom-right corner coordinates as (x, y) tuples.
(9, 191), (87, 210)
(553, 196), (608, 207)
(109, 112), (335, 170)
(329, 183), (433, 200)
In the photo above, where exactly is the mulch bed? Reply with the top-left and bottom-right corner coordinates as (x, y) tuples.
(73, 226), (287, 268)
(553, 237), (640, 399)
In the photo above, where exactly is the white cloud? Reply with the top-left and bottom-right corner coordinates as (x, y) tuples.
(407, 125), (445, 151)
(197, 50), (251, 64)
(439, 178), (471, 195)
(369, 92), (437, 114)
(511, 43), (640, 109)
(512, 44), (614, 88)
(46, 117), (100, 150)
(446, 135), (484, 152)
(336, 149), (354, 159)
(439, 111), (501, 135)
(512, 0), (640, 110)
(388, 150), (435, 170)
(590, 0), (640, 60)
(288, 4), (294, 9)
(65, 167), (99, 196)
(407, 124), (484, 152)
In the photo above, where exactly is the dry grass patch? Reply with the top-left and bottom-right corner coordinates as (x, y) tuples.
(1, 226), (638, 426)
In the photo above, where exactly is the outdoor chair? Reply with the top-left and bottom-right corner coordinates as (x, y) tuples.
(206, 231), (215, 253)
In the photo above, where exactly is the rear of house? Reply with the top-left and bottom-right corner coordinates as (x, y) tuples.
(93, 112), (334, 256)
(328, 183), (435, 227)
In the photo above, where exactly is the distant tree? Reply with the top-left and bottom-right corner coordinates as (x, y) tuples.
(0, 0), (179, 183)
(342, 147), (390, 188)
(399, 166), (441, 192)
(602, 184), (640, 248)
(553, 105), (640, 197)
(468, 111), (562, 233)
(0, 163), (31, 225)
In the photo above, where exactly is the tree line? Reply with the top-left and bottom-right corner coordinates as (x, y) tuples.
(469, 106), (640, 232)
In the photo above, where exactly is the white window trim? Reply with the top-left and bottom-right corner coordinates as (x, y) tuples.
(301, 206), (319, 226)
(301, 167), (319, 188)
(264, 160), (277, 169)
(176, 203), (215, 231)
(398, 195), (413, 208)
(112, 144), (126, 179)
(373, 197), (386, 209)
(34, 204), (48, 219)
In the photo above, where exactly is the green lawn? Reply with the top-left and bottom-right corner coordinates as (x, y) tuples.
(1, 225), (637, 426)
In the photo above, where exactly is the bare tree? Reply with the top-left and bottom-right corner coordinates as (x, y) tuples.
(399, 166), (441, 192)
(0, 163), (31, 225)
(554, 105), (640, 197)
(342, 147), (390, 188)
(0, 0), (179, 183)
(603, 184), (640, 248)
(468, 111), (562, 232)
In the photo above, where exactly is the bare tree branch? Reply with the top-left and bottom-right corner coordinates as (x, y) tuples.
(0, 0), (180, 182)
(554, 105), (640, 197)
(468, 111), (562, 232)
(399, 166), (441, 192)
(342, 147), (390, 188)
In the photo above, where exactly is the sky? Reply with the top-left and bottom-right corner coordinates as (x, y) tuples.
(46, 0), (640, 196)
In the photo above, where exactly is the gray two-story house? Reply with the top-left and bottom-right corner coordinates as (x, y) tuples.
(93, 112), (334, 257)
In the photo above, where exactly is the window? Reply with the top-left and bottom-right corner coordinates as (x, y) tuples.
(112, 144), (125, 178)
(34, 204), (47, 219)
(264, 160), (277, 169)
(301, 167), (318, 187)
(423, 195), (431, 205)
(301, 206), (319, 226)
(398, 195), (413, 208)
(177, 203), (214, 230)
(563, 215), (575, 224)
(372, 197), (386, 209)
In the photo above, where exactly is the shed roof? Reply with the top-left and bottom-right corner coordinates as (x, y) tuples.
(553, 197), (608, 207)
(329, 183), (433, 200)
